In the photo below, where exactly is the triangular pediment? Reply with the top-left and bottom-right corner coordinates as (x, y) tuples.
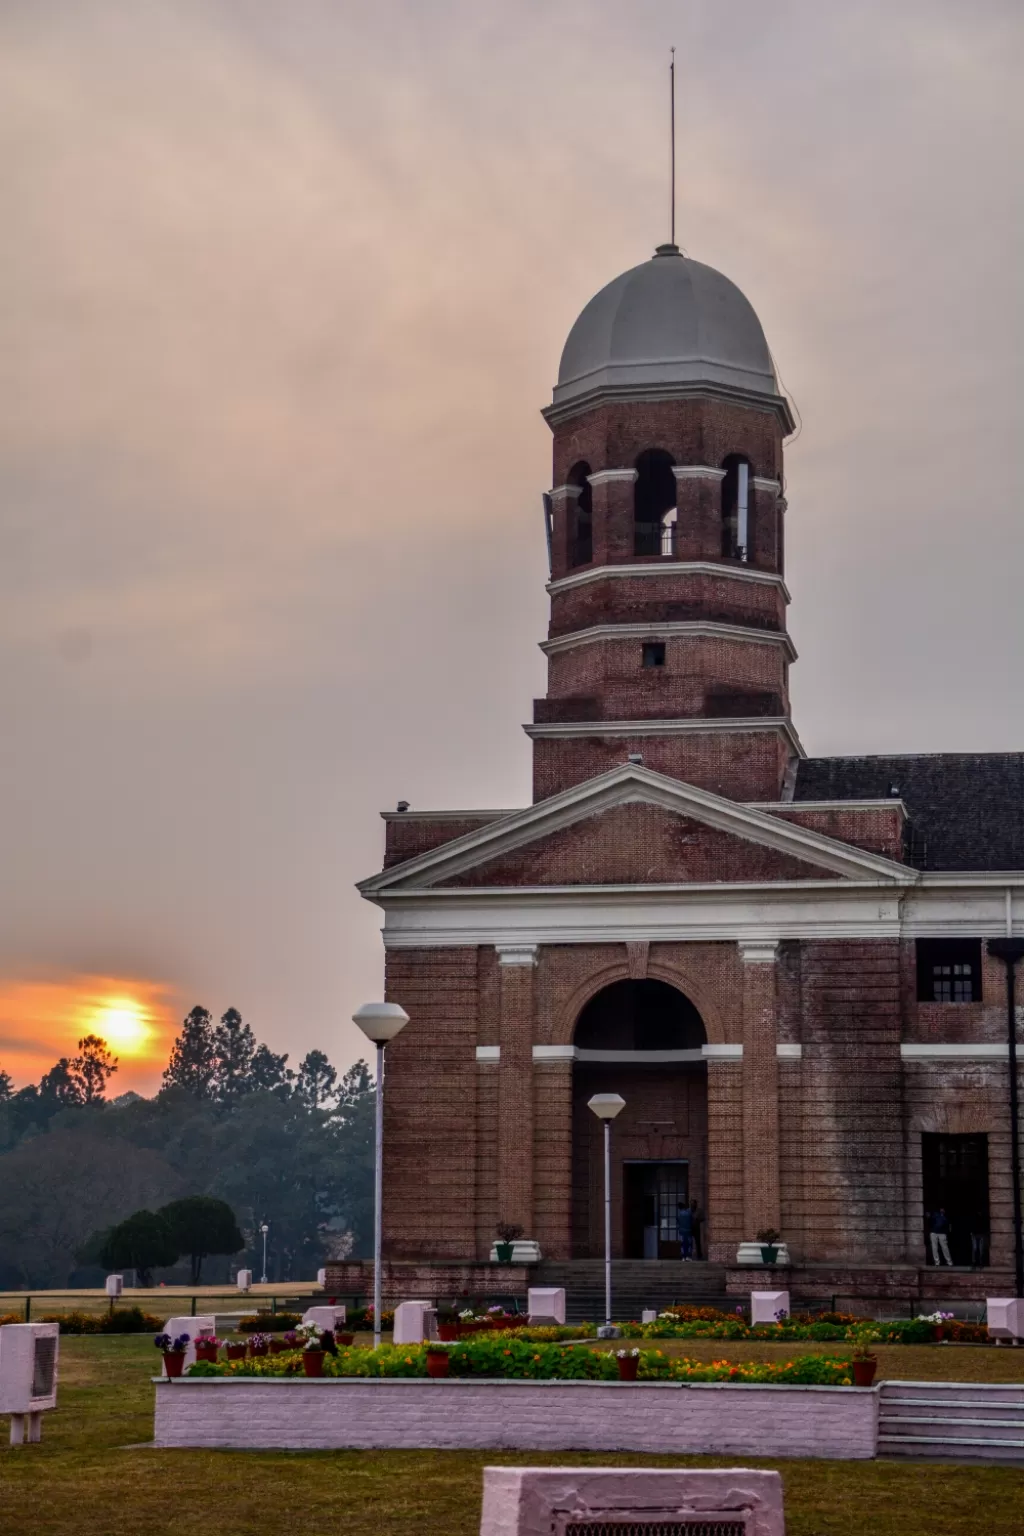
(359, 765), (916, 896)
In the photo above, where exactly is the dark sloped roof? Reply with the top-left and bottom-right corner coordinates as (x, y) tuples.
(793, 754), (1024, 872)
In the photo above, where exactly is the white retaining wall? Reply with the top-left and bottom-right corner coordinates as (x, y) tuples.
(152, 1377), (878, 1458)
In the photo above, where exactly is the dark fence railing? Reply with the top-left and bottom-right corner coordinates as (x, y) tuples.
(634, 521), (678, 557)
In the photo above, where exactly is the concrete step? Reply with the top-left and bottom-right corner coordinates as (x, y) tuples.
(532, 1261), (729, 1322)
(878, 1382), (1024, 1464)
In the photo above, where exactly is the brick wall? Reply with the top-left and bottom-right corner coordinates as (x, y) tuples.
(549, 569), (786, 639)
(531, 728), (791, 802)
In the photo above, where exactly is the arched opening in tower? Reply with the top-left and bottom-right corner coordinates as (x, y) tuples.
(570, 979), (709, 1261)
(633, 449), (677, 557)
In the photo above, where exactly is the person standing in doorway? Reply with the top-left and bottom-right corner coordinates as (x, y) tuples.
(689, 1199), (703, 1261)
(929, 1207), (953, 1266)
(676, 1200), (693, 1261)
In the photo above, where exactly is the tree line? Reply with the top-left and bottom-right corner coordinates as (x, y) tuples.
(0, 1007), (374, 1288)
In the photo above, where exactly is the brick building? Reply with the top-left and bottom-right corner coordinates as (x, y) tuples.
(343, 243), (1023, 1306)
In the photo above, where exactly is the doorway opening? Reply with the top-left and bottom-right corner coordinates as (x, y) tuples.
(623, 1161), (689, 1259)
(922, 1133), (989, 1267)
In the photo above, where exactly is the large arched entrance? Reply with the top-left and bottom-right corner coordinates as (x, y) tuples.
(570, 979), (708, 1260)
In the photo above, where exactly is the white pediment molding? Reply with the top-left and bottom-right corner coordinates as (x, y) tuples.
(540, 621), (797, 664)
(358, 763), (916, 898)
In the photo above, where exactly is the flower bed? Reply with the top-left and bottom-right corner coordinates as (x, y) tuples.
(185, 1336), (855, 1386)
(616, 1306), (988, 1345)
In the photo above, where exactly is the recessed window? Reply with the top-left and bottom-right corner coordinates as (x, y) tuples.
(642, 642), (666, 668)
(916, 939), (982, 1003)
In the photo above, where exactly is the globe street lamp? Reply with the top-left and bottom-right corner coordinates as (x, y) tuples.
(259, 1223), (269, 1285)
(353, 1002), (410, 1349)
(588, 1093), (626, 1333)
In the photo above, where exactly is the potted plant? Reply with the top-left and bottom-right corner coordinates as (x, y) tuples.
(494, 1222), (523, 1264)
(225, 1340), (247, 1361)
(248, 1331), (271, 1357)
(426, 1345), (450, 1379)
(756, 1227), (781, 1265)
(335, 1328), (355, 1347)
(154, 1332), (190, 1378)
(616, 1348), (640, 1382)
(851, 1323), (879, 1387)
(193, 1335), (221, 1364)
(436, 1302), (459, 1342)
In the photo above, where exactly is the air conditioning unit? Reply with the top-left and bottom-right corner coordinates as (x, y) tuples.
(0, 1323), (60, 1444)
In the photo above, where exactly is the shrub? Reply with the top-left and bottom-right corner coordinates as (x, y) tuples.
(237, 1312), (302, 1333)
(38, 1307), (165, 1335)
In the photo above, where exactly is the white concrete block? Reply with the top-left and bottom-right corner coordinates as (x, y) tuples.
(489, 1240), (542, 1263)
(987, 1297), (1024, 1341)
(236, 1270), (252, 1292)
(751, 1291), (790, 1325)
(302, 1306), (347, 1333)
(527, 1288), (565, 1325)
(393, 1302), (436, 1345)
(161, 1315), (216, 1372)
(641, 1310), (658, 1324)
(736, 1242), (791, 1266)
(316, 1268), (327, 1288)
(479, 1466), (785, 1536)
(105, 1275), (123, 1298)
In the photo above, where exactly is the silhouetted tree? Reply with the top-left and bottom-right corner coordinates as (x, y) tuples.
(162, 1007), (217, 1098)
(95, 1209), (178, 1286)
(250, 1043), (290, 1095)
(212, 1008), (256, 1104)
(158, 1195), (244, 1284)
(70, 1035), (118, 1104)
(295, 1049), (336, 1108)
(0, 1069), (12, 1103)
(38, 1058), (83, 1108)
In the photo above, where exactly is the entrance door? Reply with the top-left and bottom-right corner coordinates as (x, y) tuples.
(922, 1133), (989, 1266)
(623, 1161), (689, 1259)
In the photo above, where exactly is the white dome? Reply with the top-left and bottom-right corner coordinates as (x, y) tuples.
(551, 245), (781, 416)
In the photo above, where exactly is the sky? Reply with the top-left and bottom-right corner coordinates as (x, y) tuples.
(0, 0), (1021, 1094)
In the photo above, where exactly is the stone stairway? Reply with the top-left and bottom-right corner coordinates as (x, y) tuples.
(530, 1260), (729, 1323)
(878, 1381), (1024, 1463)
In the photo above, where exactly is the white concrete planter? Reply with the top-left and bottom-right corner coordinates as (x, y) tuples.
(153, 1376), (878, 1458)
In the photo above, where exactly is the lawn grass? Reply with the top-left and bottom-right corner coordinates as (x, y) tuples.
(1, 1335), (1022, 1536)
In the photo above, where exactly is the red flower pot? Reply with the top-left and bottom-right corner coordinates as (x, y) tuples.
(617, 1356), (640, 1382)
(933, 1324), (946, 1342)
(249, 1342), (269, 1358)
(193, 1342), (219, 1363)
(852, 1358), (877, 1387)
(302, 1351), (325, 1377)
(226, 1344), (247, 1361)
(437, 1324), (458, 1342)
(269, 1338), (288, 1354)
(426, 1351), (450, 1378)
(336, 1332), (355, 1347)
(163, 1352), (185, 1378)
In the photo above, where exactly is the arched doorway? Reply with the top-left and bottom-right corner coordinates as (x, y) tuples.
(570, 979), (708, 1260)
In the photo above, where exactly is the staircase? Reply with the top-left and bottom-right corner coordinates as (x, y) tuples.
(878, 1381), (1024, 1463)
(531, 1260), (729, 1323)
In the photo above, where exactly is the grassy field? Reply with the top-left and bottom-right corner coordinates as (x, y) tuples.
(1, 1336), (1022, 1536)
(0, 1283), (323, 1323)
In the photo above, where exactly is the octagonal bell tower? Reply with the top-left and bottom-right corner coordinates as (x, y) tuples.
(529, 243), (798, 805)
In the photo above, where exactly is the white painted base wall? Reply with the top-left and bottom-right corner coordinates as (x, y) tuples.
(153, 1377), (878, 1458)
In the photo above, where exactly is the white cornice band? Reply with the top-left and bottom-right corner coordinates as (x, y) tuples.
(540, 620), (796, 663)
(586, 468), (638, 487)
(496, 943), (538, 967)
(547, 561), (791, 603)
(483, 1042), (1007, 1064)
(672, 465), (726, 482)
(900, 1043), (1010, 1060)
(523, 716), (805, 760)
(475, 1045), (500, 1062)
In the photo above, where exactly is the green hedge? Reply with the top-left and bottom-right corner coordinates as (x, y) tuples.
(38, 1307), (165, 1335)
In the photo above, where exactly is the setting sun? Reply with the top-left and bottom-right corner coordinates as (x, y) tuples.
(86, 998), (151, 1053)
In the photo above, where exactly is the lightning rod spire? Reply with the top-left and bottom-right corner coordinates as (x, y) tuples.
(670, 46), (677, 247)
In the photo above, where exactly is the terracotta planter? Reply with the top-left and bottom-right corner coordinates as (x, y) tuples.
(249, 1342), (269, 1358)
(302, 1351), (325, 1378)
(336, 1332), (355, 1347)
(437, 1324), (458, 1342)
(426, 1351), (450, 1378)
(269, 1338), (288, 1355)
(226, 1344), (247, 1361)
(617, 1356), (640, 1382)
(193, 1343), (219, 1363)
(852, 1358), (877, 1387)
(163, 1352), (185, 1378)
(933, 1324), (946, 1342)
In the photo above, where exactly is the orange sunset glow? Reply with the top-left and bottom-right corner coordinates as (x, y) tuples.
(0, 975), (179, 1095)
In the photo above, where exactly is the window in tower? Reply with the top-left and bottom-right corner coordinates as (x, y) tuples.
(567, 461), (593, 567)
(633, 449), (677, 557)
(721, 454), (753, 561)
(642, 641), (666, 668)
(916, 938), (983, 1003)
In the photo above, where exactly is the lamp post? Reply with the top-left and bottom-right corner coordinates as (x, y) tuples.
(353, 1001), (410, 1349)
(588, 1093), (625, 1333)
(986, 939), (1024, 1298)
(259, 1223), (269, 1285)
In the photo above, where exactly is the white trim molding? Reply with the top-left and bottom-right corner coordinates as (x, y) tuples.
(776, 1043), (803, 1059)
(586, 468), (638, 487)
(523, 716), (806, 760)
(495, 943), (538, 967)
(752, 477), (782, 493)
(540, 621), (797, 663)
(548, 484), (583, 502)
(900, 1043), (1010, 1061)
(672, 464), (726, 482)
(547, 561), (791, 603)
(531, 1042), (802, 1063)
(739, 941), (780, 965)
(475, 1045), (500, 1062)
(703, 1044), (744, 1060)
